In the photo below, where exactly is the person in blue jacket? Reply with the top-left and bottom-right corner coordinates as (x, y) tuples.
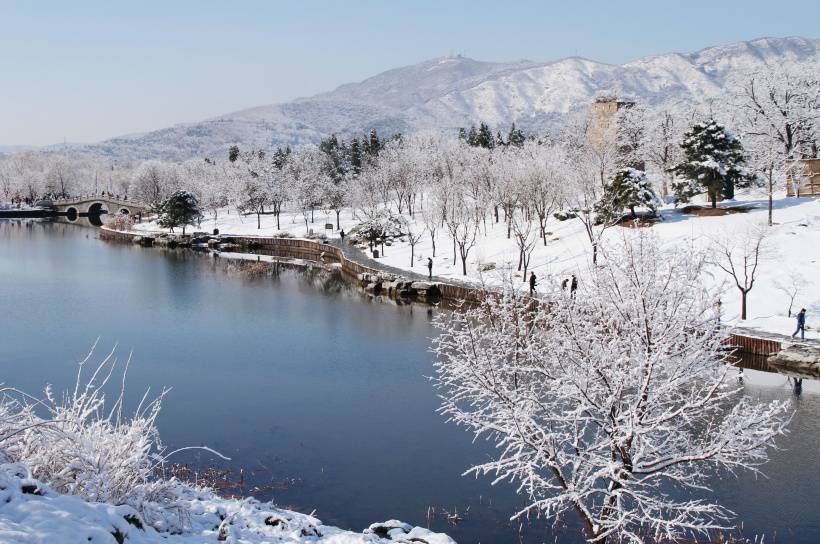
(792, 308), (807, 340)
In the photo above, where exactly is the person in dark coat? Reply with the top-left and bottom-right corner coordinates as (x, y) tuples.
(792, 308), (807, 340)
(529, 272), (537, 296)
(427, 257), (433, 280)
(570, 274), (578, 297)
(339, 229), (345, 242)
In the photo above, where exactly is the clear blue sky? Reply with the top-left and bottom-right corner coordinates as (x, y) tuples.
(1, 0), (818, 146)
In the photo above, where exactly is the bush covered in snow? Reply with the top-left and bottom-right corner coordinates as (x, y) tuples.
(348, 211), (406, 246)
(107, 212), (136, 232)
(0, 347), (454, 543)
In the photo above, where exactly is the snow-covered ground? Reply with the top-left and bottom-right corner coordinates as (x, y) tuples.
(133, 192), (820, 340)
(0, 463), (453, 544)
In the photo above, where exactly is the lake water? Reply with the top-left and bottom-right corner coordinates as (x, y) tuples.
(1, 219), (818, 543)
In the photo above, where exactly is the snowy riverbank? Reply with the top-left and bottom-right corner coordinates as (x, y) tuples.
(133, 192), (820, 340)
(0, 463), (454, 544)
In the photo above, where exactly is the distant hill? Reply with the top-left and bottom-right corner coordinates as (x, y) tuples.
(54, 36), (820, 161)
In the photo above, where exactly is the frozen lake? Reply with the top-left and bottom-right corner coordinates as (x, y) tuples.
(1, 219), (818, 542)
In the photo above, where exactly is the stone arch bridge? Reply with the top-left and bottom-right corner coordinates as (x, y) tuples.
(47, 196), (149, 220)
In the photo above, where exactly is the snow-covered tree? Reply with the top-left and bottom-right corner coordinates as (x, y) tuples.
(673, 119), (749, 208)
(643, 108), (684, 200)
(445, 190), (480, 276)
(232, 152), (270, 229)
(157, 190), (202, 235)
(132, 160), (175, 211)
(736, 66), (820, 161)
(432, 232), (789, 542)
(598, 167), (659, 220)
(285, 148), (327, 233)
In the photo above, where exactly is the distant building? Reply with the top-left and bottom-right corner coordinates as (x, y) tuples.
(588, 96), (644, 171)
(787, 159), (820, 197)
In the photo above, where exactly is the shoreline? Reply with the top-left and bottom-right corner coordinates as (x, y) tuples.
(98, 226), (820, 368)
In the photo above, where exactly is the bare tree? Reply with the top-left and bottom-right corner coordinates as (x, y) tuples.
(711, 225), (771, 320)
(445, 192), (480, 276)
(432, 232), (789, 542)
(511, 212), (538, 282)
(774, 271), (806, 318)
(404, 221), (425, 267)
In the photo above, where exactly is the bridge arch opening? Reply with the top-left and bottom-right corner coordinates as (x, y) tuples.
(119, 208), (130, 215)
(87, 202), (108, 216)
(65, 207), (78, 221)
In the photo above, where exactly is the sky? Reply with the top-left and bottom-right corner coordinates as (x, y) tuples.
(1, 0), (818, 146)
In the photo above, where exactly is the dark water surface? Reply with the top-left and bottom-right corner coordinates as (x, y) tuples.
(1, 220), (818, 543)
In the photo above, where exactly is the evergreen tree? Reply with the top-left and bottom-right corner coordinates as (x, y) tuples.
(228, 145), (240, 163)
(319, 134), (348, 181)
(458, 127), (468, 141)
(350, 137), (362, 176)
(157, 191), (203, 235)
(673, 119), (748, 208)
(598, 168), (659, 219)
(466, 125), (478, 146)
(508, 123), (526, 147)
(476, 122), (495, 149)
(369, 129), (381, 156)
(272, 147), (290, 169)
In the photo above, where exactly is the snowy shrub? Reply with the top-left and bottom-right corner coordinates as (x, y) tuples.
(107, 212), (135, 231)
(0, 345), (213, 530)
(552, 208), (578, 221)
(274, 230), (294, 238)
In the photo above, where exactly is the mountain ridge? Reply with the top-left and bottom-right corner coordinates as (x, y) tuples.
(51, 36), (820, 161)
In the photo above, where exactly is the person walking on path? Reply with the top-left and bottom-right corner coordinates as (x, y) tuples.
(529, 272), (537, 296)
(339, 229), (345, 243)
(427, 257), (433, 280)
(570, 274), (578, 297)
(792, 308), (807, 340)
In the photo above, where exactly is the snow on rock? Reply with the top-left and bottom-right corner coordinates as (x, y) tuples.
(0, 464), (454, 544)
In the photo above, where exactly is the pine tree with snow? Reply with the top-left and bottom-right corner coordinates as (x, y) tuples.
(228, 145), (240, 163)
(598, 167), (659, 219)
(476, 122), (495, 149)
(368, 129), (381, 156)
(157, 190), (202, 235)
(507, 122), (526, 147)
(349, 137), (362, 176)
(466, 125), (478, 146)
(673, 119), (748, 208)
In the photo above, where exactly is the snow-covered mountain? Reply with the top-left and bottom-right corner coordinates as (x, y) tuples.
(70, 36), (820, 161)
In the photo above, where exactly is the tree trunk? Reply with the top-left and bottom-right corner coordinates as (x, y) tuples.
(257, 212), (261, 229)
(768, 177), (774, 227)
(741, 290), (747, 320)
(336, 210), (341, 230)
(276, 212), (280, 230)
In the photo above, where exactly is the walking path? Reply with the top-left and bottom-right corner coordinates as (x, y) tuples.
(327, 239), (476, 288)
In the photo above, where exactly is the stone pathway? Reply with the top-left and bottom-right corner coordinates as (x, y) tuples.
(327, 239), (476, 288)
